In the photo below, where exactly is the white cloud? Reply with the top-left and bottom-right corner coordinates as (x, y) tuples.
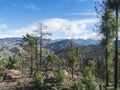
(0, 24), (8, 30)
(0, 34), (16, 38)
(42, 18), (99, 39)
(10, 23), (39, 37)
(0, 18), (100, 40)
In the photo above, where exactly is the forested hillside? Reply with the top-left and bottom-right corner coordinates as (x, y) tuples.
(0, 0), (120, 90)
(0, 38), (100, 61)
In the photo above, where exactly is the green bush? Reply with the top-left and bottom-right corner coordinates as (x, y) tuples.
(0, 75), (3, 82)
(33, 71), (44, 86)
(79, 66), (99, 90)
(56, 70), (66, 84)
(0, 61), (6, 70)
(106, 83), (114, 90)
(0, 65), (5, 70)
(72, 84), (81, 90)
(13, 63), (20, 69)
(5, 56), (17, 69)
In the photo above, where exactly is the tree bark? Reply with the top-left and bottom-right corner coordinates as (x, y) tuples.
(114, 4), (118, 90)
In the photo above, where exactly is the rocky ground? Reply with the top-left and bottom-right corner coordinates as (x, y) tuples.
(0, 69), (80, 90)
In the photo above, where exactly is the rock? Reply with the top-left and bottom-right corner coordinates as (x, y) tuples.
(45, 71), (55, 79)
(63, 70), (68, 76)
(0, 69), (23, 80)
(7, 69), (22, 79)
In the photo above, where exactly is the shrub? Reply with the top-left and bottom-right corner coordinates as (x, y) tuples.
(106, 83), (114, 90)
(0, 65), (5, 70)
(5, 56), (17, 69)
(0, 61), (6, 70)
(72, 84), (81, 90)
(0, 75), (3, 82)
(13, 63), (20, 69)
(79, 66), (99, 90)
(33, 71), (44, 86)
(56, 70), (66, 84)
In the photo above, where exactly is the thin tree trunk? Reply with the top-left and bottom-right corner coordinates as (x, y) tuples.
(30, 47), (33, 75)
(114, 4), (118, 90)
(105, 5), (109, 88)
(21, 58), (24, 73)
(35, 38), (38, 71)
(72, 67), (74, 78)
(105, 48), (109, 88)
(40, 36), (42, 69)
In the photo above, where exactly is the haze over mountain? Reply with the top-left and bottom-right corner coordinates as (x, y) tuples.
(0, 37), (100, 61)
(0, 37), (100, 50)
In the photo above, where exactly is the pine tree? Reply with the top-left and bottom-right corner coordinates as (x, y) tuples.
(107, 0), (120, 89)
(22, 33), (36, 75)
(96, 0), (115, 88)
(68, 40), (78, 78)
(75, 46), (81, 71)
(45, 53), (60, 71)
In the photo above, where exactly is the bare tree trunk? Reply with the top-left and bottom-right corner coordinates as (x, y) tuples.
(35, 38), (38, 71)
(30, 47), (33, 75)
(40, 36), (42, 69)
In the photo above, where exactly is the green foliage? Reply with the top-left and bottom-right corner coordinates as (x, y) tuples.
(0, 75), (3, 82)
(68, 40), (77, 68)
(45, 53), (60, 70)
(106, 83), (114, 90)
(0, 61), (6, 70)
(13, 63), (21, 69)
(95, 56), (106, 81)
(96, 0), (116, 88)
(22, 34), (36, 75)
(79, 66), (99, 90)
(72, 84), (81, 90)
(0, 48), (14, 61)
(68, 51), (77, 68)
(33, 71), (44, 86)
(0, 65), (5, 70)
(68, 40), (79, 78)
(5, 56), (17, 69)
(56, 70), (66, 84)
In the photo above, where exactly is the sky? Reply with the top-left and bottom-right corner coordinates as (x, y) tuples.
(0, 0), (100, 40)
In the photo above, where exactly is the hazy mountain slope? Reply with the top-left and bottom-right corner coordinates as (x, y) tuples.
(0, 38), (24, 50)
(0, 48), (14, 60)
(45, 39), (102, 60)
(0, 37), (101, 61)
(73, 39), (100, 45)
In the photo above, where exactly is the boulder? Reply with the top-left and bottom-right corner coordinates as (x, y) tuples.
(63, 70), (68, 76)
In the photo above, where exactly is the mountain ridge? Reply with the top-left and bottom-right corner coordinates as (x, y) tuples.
(0, 37), (100, 60)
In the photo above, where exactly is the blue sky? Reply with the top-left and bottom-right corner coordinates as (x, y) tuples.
(0, 0), (100, 39)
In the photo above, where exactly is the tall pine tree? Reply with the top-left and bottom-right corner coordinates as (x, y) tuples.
(107, 0), (120, 89)
(96, 0), (115, 88)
